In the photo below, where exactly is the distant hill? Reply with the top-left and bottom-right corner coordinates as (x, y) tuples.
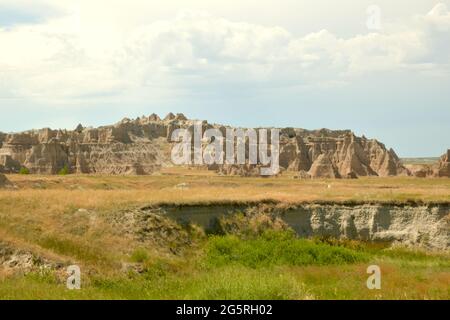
(401, 157), (440, 165)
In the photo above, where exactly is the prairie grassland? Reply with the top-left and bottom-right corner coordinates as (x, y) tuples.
(0, 231), (448, 300)
(0, 169), (449, 300)
(2, 167), (450, 207)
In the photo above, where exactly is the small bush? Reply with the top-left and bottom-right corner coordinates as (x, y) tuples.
(130, 248), (150, 263)
(58, 165), (69, 175)
(208, 211), (290, 237)
(19, 167), (30, 175)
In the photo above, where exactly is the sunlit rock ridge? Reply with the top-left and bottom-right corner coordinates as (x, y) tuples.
(0, 113), (443, 178)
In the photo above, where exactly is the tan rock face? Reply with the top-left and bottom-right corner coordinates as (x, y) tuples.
(404, 150), (450, 178)
(277, 130), (406, 178)
(0, 114), (184, 175)
(0, 113), (406, 178)
(216, 164), (262, 177)
(436, 149), (450, 177)
(308, 153), (339, 179)
(161, 203), (450, 250)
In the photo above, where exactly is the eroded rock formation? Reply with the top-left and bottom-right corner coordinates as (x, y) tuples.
(436, 150), (450, 177)
(261, 128), (406, 178)
(403, 150), (450, 178)
(161, 203), (450, 250)
(0, 113), (409, 177)
(0, 115), (179, 174)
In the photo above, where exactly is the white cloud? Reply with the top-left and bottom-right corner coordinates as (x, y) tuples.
(0, 2), (449, 105)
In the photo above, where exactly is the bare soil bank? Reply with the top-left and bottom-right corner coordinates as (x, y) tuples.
(156, 202), (449, 250)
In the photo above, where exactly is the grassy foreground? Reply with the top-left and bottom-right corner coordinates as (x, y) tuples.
(0, 170), (449, 300)
(0, 231), (449, 300)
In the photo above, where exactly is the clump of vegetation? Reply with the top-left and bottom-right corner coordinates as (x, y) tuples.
(130, 248), (150, 263)
(206, 230), (368, 268)
(209, 210), (290, 238)
(186, 266), (312, 300)
(58, 165), (70, 175)
(19, 167), (30, 175)
(0, 265), (312, 300)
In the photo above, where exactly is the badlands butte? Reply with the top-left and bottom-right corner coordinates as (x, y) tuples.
(0, 112), (448, 178)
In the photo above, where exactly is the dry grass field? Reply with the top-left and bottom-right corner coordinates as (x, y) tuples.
(3, 167), (450, 207)
(0, 168), (449, 300)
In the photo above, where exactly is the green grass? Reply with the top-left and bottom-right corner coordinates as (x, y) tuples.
(1, 231), (448, 300)
(206, 231), (368, 268)
(130, 248), (150, 263)
(19, 167), (30, 175)
(58, 165), (70, 176)
(0, 266), (311, 300)
(37, 235), (118, 269)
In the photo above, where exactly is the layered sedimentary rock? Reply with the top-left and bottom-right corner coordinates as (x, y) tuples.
(307, 154), (338, 179)
(216, 164), (262, 177)
(0, 113), (407, 177)
(404, 164), (434, 178)
(161, 203), (450, 250)
(277, 129), (407, 178)
(0, 114), (183, 174)
(403, 150), (450, 178)
(436, 150), (450, 177)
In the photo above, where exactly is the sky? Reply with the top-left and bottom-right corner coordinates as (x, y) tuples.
(0, 0), (449, 157)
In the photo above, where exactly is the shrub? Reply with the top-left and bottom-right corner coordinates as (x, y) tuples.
(19, 167), (30, 175)
(58, 165), (69, 175)
(130, 248), (149, 263)
(207, 211), (290, 237)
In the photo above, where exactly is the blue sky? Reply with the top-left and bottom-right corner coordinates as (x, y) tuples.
(0, 0), (449, 157)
